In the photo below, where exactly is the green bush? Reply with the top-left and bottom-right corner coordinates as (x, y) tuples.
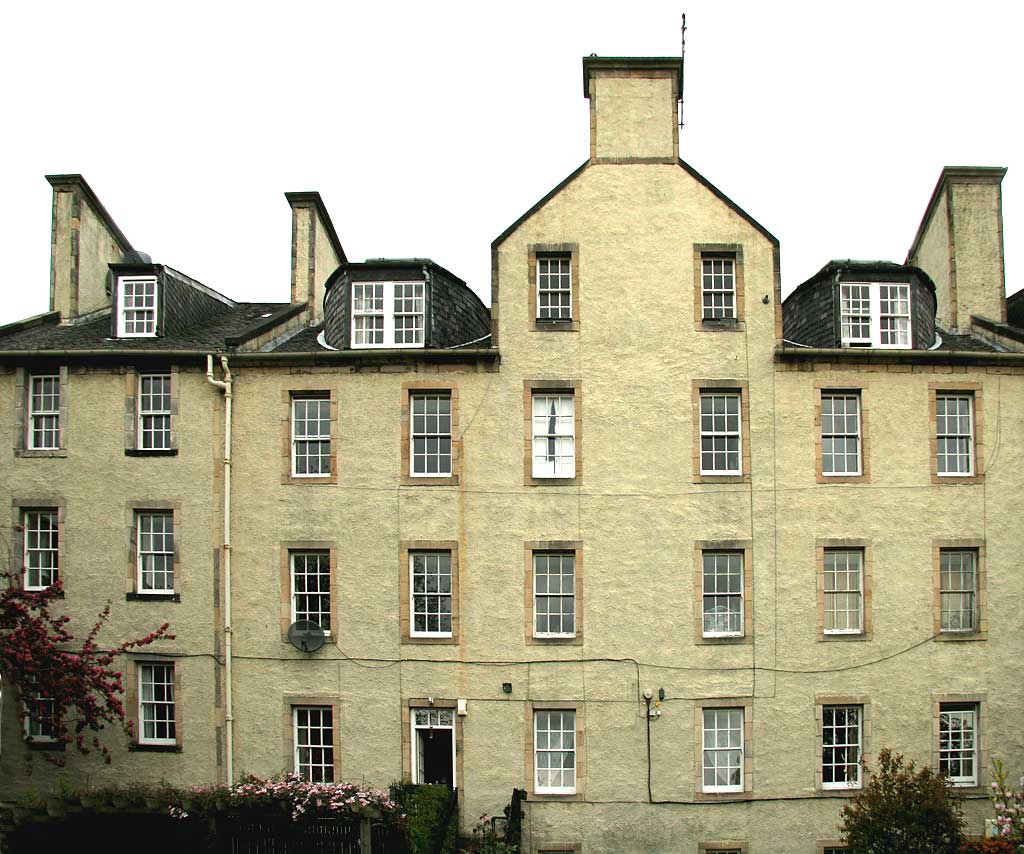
(840, 748), (965, 854)
(390, 783), (457, 854)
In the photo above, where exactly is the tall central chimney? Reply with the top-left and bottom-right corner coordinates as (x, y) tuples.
(582, 56), (684, 164)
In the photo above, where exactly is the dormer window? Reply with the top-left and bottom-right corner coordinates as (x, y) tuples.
(117, 276), (159, 337)
(352, 281), (424, 348)
(840, 282), (911, 348)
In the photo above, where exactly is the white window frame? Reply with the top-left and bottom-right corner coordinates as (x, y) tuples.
(409, 393), (452, 477)
(410, 707), (457, 786)
(840, 282), (911, 349)
(534, 710), (576, 794)
(293, 705), (334, 782)
(939, 550), (978, 634)
(138, 373), (172, 451)
(27, 374), (60, 450)
(533, 552), (576, 639)
(531, 393), (575, 479)
(536, 255), (572, 321)
(291, 551), (331, 635)
(117, 276), (159, 337)
(702, 707), (744, 793)
(22, 508), (59, 591)
(824, 549), (864, 635)
(291, 395), (331, 478)
(702, 551), (743, 638)
(138, 663), (175, 745)
(351, 281), (425, 349)
(821, 705), (862, 790)
(137, 511), (174, 594)
(23, 688), (57, 742)
(821, 391), (862, 477)
(701, 256), (736, 320)
(409, 551), (453, 638)
(699, 392), (742, 476)
(936, 393), (975, 476)
(939, 703), (978, 786)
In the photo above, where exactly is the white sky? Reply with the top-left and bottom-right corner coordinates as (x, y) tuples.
(1, 0), (1020, 327)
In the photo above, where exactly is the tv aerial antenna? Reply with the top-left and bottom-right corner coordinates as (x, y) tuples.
(679, 12), (687, 129)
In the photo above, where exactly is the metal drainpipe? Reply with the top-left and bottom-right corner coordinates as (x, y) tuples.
(206, 355), (234, 782)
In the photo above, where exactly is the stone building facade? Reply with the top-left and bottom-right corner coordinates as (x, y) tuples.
(1, 55), (1021, 854)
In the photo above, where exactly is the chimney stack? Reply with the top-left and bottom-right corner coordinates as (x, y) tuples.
(582, 56), (684, 164)
(46, 175), (132, 321)
(286, 192), (347, 321)
(907, 166), (1007, 331)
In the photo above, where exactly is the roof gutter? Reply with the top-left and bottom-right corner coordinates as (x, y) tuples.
(775, 346), (1024, 367)
(0, 347), (499, 363)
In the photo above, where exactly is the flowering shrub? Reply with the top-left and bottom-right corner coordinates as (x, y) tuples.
(167, 774), (404, 824)
(0, 571), (173, 764)
(988, 759), (1024, 850)
(961, 839), (1017, 854)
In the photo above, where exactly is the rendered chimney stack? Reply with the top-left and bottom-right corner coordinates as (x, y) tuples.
(45, 174), (132, 321)
(285, 192), (347, 322)
(907, 166), (1008, 332)
(582, 56), (684, 164)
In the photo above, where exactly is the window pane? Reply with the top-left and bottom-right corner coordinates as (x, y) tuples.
(535, 710), (576, 792)
(821, 393), (860, 476)
(138, 512), (174, 592)
(702, 708), (743, 791)
(292, 397), (331, 476)
(121, 278), (158, 335)
(535, 553), (576, 636)
(940, 550), (976, 632)
(822, 705), (861, 787)
(23, 510), (59, 590)
(702, 257), (736, 320)
(139, 374), (172, 450)
(537, 256), (572, 321)
(411, 552), (452, 635)
(936, 394), (974, 475)
(28, 375), (60, 450)
(702, 552), (743, 636)
(824, 550), (863, 633)
(292, 551), (332, 631)
(699, 393), (742, 475)
(140, 664), (175, 743)
(294, 706), (334, 782)
(410, 394), (452, 476)
(532, 394), (575, 478)
(939, 705), (977, 785)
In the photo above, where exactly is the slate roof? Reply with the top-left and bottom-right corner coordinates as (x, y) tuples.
(1009, 288), (1024, 329)
(0, 302), (288, 353)
(271, 325), (326, 352)
(934, 328), (1001, 352)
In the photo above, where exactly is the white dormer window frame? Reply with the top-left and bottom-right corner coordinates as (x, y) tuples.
(117, 276), (159, 337)
(840, 282), (911, 349)
(351, 281), (425, 349)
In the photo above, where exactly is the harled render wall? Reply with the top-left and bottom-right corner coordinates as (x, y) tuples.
(0, 364), (224, 790)
(2, 75), (1021, 854)
(218, 151), (795, 849)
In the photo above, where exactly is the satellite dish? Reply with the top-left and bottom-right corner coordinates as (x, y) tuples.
(287, 620), (326, 653)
